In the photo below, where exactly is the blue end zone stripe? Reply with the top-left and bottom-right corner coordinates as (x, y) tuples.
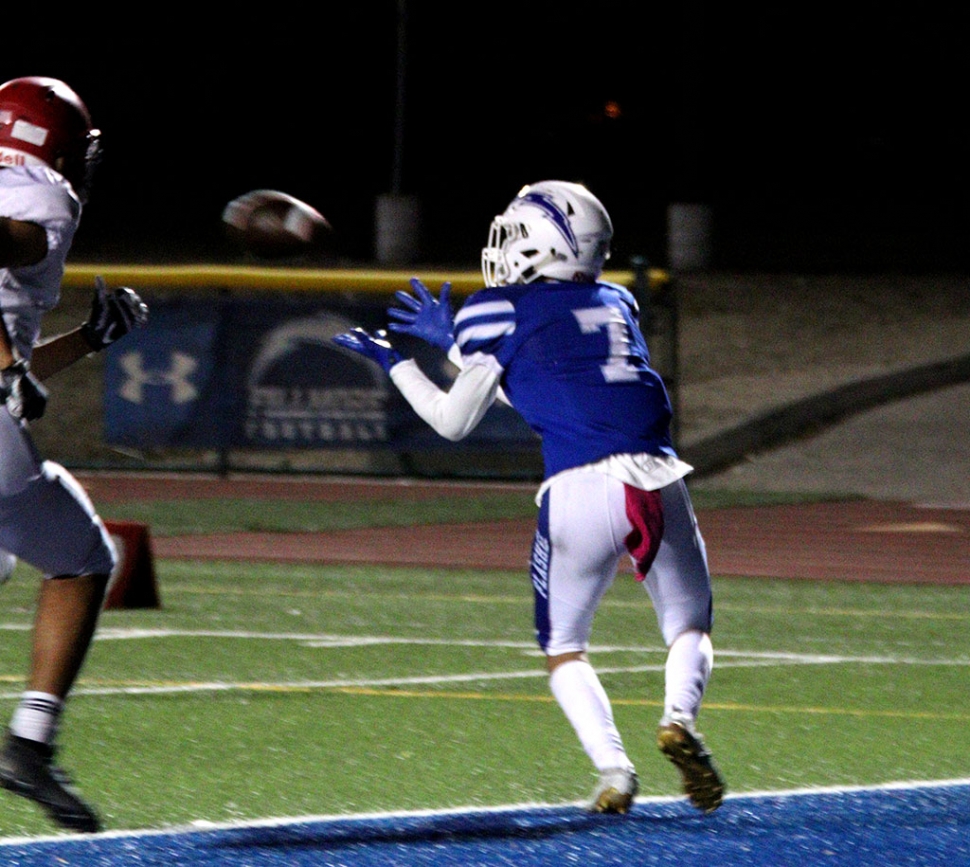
(3, 781), (969, 866)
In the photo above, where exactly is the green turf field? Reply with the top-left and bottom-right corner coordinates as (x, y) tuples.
(1, 491), (968, 837)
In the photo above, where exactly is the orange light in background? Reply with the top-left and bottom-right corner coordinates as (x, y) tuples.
(604, 100), (622, 119)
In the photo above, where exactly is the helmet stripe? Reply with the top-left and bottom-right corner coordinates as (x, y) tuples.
(519, 191), (580, 257)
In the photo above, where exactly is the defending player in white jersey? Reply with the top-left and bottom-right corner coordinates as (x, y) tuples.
(0, 77), (148, 832)
(334, 180), (725, 814)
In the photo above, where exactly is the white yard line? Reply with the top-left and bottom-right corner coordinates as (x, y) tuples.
(0, 627), (966, 700)
(3, 623), (965, 666)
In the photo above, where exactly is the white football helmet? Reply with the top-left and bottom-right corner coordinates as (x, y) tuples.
(481, 180), (613, 287)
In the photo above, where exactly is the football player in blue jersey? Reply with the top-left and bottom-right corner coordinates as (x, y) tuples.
(334, 180), (724, 815)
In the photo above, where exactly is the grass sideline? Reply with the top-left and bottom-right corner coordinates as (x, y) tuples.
(89, 487), (853, 538)
(1, 489), (968, 837)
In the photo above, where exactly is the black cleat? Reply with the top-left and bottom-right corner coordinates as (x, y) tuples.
(0, 734), (101, 832)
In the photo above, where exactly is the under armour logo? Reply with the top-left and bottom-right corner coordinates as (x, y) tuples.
(118, 351), (199, 404)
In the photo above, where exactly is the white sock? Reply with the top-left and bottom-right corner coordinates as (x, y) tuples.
(9, 691), (64, 745)
(549, 659), (631, 772)
(663, 630), (713, 722)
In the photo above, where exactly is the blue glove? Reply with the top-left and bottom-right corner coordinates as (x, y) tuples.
(332, 327), (403, 374)
(387, 278), (454, 351)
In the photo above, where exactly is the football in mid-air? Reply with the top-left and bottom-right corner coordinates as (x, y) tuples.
(222, 189), (331, 259)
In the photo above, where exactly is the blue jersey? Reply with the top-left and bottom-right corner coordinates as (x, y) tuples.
(453, 280), (676, 478)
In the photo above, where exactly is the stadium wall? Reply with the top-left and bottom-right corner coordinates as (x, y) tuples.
(42, 263), (673, 479)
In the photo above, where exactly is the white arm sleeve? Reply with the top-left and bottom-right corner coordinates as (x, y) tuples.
(446, 343), (512, 407)
(389, 358), (500, 441)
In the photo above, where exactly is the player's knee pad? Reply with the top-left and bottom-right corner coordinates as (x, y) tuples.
(658, 596), (714, 647)
(0, 461), (116, 577)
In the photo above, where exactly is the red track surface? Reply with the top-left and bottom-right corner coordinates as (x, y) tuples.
(79, 474), (970, 586)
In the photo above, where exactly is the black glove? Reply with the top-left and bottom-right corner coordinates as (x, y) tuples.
(0, 360), (48, 421)
(81, 275), (149, 351)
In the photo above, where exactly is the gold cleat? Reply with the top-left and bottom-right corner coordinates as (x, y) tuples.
(587, 767), (639, 814)
(657, 719), (725, 813)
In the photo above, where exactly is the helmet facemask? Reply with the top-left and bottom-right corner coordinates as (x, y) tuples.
(482, 214), (568, 287)
(72, 128), (102, 204)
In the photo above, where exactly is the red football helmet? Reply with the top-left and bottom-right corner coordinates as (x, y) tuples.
(0, 76), (102, 199)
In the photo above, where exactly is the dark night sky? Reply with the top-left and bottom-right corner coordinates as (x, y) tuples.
(4, 3), (967, 271)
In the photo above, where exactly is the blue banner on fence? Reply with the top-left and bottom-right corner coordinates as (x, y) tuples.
(103, 294), (537, 452)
